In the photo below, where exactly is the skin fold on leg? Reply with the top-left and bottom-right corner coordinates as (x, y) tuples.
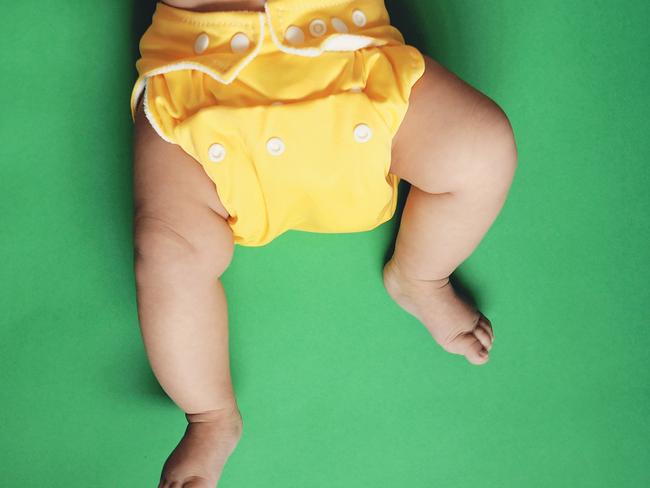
(133, 98), (242, 488)
(385, 55), (519, 366)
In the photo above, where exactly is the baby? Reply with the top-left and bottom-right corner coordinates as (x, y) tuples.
(131, 0), (518, 486)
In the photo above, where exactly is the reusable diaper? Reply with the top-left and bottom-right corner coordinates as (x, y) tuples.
(131, 0), (426, 246)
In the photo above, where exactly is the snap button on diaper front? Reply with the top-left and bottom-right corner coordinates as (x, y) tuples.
(194, 32), (210, 54)
(284, 25), (305, 45)
(352, 9), (367, 27)
(309, 19), (327, 37)
(266, 137), (285, 156)
(331, 17), (349, 33)
(230, 32), (250, 53)
(208, 143), (226, 162)
(353, 123), (372, 143)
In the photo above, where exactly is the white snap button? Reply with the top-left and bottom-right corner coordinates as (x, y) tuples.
(194, 32), (210, 54)
(266, 137), (285, 156)
(230, 32), (250, 53)
(349, 86), (363, 93)
(309, 19), (327, 37)
(284, 25), (305, 45)
(352, 9), (367, 27)
(331, 17), (349, 33)
(353, 123), (372, 143)
(208, 143), (226, 162)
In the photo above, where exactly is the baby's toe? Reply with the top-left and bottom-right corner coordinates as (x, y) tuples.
(473, 324), (493, 351)
(466, 340), (489, 365)
(445, 332), (489, 365)
(478, 314), (494, 340)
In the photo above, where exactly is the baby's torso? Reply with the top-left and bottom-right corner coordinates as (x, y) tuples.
(162, 0), (267, 13)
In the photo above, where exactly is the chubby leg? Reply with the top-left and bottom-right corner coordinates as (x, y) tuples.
(384, 55), (518, 365)
(133, 98), (241, 487)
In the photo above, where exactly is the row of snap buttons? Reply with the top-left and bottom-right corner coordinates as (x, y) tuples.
(284, 9), (367, 45)
(194, 32), (251, 54)
(207, 124), (373, 162)
(193, 8), (368, 53)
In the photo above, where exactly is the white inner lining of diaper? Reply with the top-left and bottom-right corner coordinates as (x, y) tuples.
(142, 78), (173, 143)
(320, 34), (375, 51)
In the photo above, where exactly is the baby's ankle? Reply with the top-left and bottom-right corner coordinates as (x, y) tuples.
(386, 257), (451, 289)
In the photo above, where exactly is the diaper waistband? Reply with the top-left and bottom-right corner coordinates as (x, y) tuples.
(131, 0), (406, 120)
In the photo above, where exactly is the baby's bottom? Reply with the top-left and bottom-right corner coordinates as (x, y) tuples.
(132, 54), (516, 487)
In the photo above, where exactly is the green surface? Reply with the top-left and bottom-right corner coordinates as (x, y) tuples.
(1, 0), (649, 486)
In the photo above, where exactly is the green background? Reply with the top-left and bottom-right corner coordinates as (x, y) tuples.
(1, 0), (648, 486)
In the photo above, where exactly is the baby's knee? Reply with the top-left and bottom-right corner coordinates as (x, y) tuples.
(468, 96), (518, 186)
(133, 210), (234, 279)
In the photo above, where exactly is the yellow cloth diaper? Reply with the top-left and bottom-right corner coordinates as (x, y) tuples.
(131, 0), (426, 246)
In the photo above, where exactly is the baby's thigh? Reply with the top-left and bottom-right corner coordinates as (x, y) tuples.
(133, 100), (233, 271)
(390, 55), (513, 193)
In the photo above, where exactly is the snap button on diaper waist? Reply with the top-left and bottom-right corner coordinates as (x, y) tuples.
(284, 25), (305, 45)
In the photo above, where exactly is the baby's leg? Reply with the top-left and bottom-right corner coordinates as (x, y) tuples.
(384, 55), (518, 365)
(133, 99), (241, 487)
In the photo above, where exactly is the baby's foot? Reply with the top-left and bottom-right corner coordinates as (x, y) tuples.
(383, 258), (494, 365)
(158, 406), (243, 488)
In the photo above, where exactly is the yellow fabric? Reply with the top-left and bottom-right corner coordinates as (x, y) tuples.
(131, 0), (426, 246)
